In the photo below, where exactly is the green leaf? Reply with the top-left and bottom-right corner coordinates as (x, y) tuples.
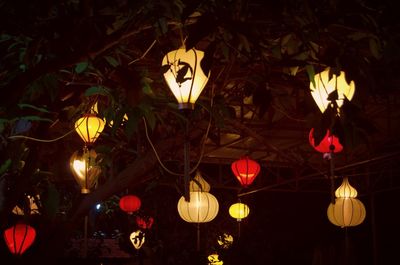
(369, 38), (382, 60)
(18, 103), (50, 113)
(84, 86), (110, 97)
(0, 159), (11, 175)
(0, 118), (8, 134)
(75, 61), (89, 74)
(306, 65), (315, 88)
(42, 183), (60, 219)
(104, 56), (119, 67)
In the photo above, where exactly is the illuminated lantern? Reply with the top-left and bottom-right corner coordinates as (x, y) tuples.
(229, 202), (250, 221)
(231, 156), (260, 187)
(119, 195), (141, 214)
(190, 170), (210, 192)
(177, 191), (219, 223)
(130, 230), (145, 250)
(12, 195), (40, 215)
(309, 128), (343, 153)
(162, 48), (210, 109)
(136, 216), (154, 229)
(208, 253), (224, 265)
(310, 67), (355, 114)
(217, 233), (233, 249)
(335, 177), (357, 198)
(70, 149), (101, 193)
(327, 177), (366, 227)
(4, 223), (36, 255)
(75, 113), (105, 145)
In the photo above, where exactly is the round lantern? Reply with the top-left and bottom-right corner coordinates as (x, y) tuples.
(327, 198), (366, 227)
(75, 113), (105, 145)
(231, 156), (260, 187)
(177, 191), (219, 223)
(4, 223), (36, 255)
(136, 216), (154, 229)
(309, 128), (343, 153)
(162, 48), (210, 109)
(310, 67), (355, 114)
(229, 202), (250, 221)
(119, 195), (141, 214)
(190, 170), (210, 192)
(70, 149), (102, 193)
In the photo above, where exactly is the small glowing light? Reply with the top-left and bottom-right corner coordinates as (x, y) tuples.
(96, 204), (101, 210)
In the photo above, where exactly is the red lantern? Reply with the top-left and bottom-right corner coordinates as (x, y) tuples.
(119, 195), (141, 214)
(136, 216), (154, 229)
(231, 156), (260, 187)
(3, 223), (36, 255)
(309, 128), (343, 153)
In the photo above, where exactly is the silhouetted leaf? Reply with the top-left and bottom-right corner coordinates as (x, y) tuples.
(200, 41), (216, 76)
(85, 86), (110, 97)
(186, 12), (217, 50)
(160, 64), (171, 74)
(18, 103), (50, 113)
(176, 62), (192, 84)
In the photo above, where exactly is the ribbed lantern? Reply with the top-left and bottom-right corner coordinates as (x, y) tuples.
(229, 202), (250, 221)
(70, 149), (101, 193)
(310, 67), (355, 114)
(190, 170), (210, 192)
(119, 195), (141, 214)
(3, 223), (36, 255)
(327, 198), (366, 227)
(327, 177), (366, 227)
(75, 113), (105, 145)
(335, 177), (357, 198)
(309, 128), (343, 153)
(231, 156), (260, 187)
(177, 191), (219, 223)
(162, 48), (210, 110)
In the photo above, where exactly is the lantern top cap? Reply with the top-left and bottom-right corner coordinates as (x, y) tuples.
(335, 177), (358, 198)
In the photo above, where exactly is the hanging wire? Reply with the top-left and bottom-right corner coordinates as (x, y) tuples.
(142, 84), (215, 177)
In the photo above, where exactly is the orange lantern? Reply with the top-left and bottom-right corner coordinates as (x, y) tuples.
(231, 156), (260, 187)
(136, 216), (154, 230)
(3, 223), (36, 255)
(119, 195), (141, 214)
(309, 128), (343, 153)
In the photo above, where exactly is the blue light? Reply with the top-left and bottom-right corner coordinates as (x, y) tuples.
(96, 203), (101, 210)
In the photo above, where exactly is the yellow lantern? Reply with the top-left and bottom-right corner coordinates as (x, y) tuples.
(335, 177), (358, 198)
(70, 149), (101, 193)
(229, 202), (250, 221)
(130, 230), (145, 250)
(310, 67), (355, 113)
(217, 233), (233, 249)
(189, 170), (210, 192)
(74, 114), (105, 145)
(208, 253), (224, 265)
(162, 48), (210, 109)
(177, 191), (219, 223)
(327, 177), (366, 227)
(12, 195), (40, 215)
(327, 198), (366, 227)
